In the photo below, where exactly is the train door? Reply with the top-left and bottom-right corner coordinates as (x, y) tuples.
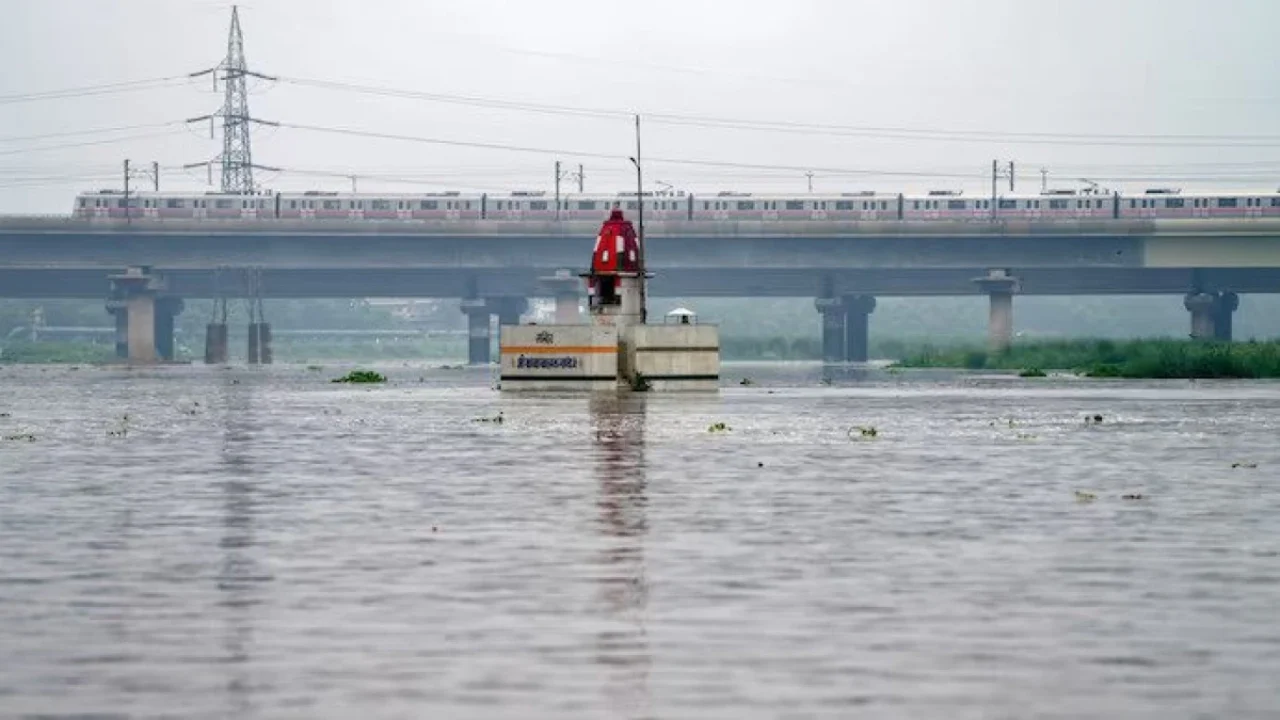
(811, 200), (828, 221)
(1247, 197), (1264, 218)
(446, 200), (461, 220)
(856, 200), (874, 221)
(763, 200), (779, 221)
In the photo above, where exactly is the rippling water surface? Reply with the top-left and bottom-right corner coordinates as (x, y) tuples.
(2, 363), (1279, 719)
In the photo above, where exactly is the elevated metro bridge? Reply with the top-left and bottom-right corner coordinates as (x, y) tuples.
(0, 215), (1277, 364)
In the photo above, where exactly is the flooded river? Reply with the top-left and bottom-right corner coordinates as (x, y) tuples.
(1, 363), (1278, 718)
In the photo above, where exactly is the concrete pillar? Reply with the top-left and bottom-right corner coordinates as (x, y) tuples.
(1214, 291), (1239, 342)
(842, 295), (877, 363)
(814, 297), (845, 363)
(1184, 292), (1217, 340)
(154, 297), (183, 362)
(460, 298), (491, 365)
(974, 269), (1020, 353)
(494, 296), (529, 328)
(108, 267), (165, 364)
(126, 295), (157, 363)
(205, 323), (229, 364)
(105, 299), (128, 359)
(247, 323), (273, 365)
(540, 270), (582, 324)
(256, 323), (273, 365)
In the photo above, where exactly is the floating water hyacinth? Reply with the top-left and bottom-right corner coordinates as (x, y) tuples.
(332, 370), (386, 384)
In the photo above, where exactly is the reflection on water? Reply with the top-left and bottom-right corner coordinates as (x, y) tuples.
(591, 395), (651, 720)
(216, 378), (266, 715)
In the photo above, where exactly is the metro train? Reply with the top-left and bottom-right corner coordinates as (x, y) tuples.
(71, 186), (1280, 223)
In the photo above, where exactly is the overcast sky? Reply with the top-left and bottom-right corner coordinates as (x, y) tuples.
(3, 0), (1280, 213)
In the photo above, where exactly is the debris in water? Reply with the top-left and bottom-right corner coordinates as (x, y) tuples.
(708, 422), (731, 433)
(1074, 490), (1097, 502)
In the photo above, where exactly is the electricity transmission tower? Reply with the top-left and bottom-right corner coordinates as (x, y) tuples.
(185, 5), (278, 193)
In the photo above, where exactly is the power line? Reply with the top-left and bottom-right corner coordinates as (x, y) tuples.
(0, 122), (181, 145)
(276, 121), (986, 180)
(0, 129), (188, 157)
(0, 76), (186, 105)
(276, 74), (1280, 149)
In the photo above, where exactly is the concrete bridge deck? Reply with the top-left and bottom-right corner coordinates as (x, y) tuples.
(1, 216), (1277, 365)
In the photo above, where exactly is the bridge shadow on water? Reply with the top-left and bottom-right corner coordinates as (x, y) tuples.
(589, 394), (652, 720)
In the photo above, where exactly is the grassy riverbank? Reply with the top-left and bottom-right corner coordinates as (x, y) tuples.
(893, 339), (1280, 379)
(0, 342), (115, 364)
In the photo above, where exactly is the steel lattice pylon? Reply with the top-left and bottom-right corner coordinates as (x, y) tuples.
(185, 5), (277, 194)
(219, 6), (255, 193)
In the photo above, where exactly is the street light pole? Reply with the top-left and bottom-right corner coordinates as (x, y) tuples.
(629, 113), (647, 324)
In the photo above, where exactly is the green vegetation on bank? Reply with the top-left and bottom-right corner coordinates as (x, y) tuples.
(894, 339), (1280, 379)
(0, 341), (114, 364)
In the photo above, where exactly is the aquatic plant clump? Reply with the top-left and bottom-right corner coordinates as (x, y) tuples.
(331, 370), (387, 384)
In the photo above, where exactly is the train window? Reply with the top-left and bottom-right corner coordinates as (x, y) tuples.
(835, 201), (854, 211)
(1049, 200), (1068, 210)
(214, 199), (233, 209)
(1272, 198), (1280, 207)
(465, 202), (472, 210)
(737, 201), (754, 210)
(1218, 198), (1238, 208)
(530, 201), (548, 210)
(495, 201), (503, 210)
(947, 200), (966, 210)
(420, 201), (437, 210)
(323, 200), (340, 210)
(578, 201), (596, 211)
(1166, 198), (1184, 208)
(997, 199), (1016, 210)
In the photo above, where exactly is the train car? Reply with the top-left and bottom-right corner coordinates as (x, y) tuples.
(901, 191), (992, 221)
(532, 193), (691, 222)
(73, 190), (272, 221)
(987, 191), (1116, 221)
(276, 191), (484, 221)
(1118, 189), (1280, 220)
(688, 192), (898, 222)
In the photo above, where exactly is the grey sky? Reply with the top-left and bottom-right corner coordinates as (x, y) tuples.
(3, 0), (1280, 213)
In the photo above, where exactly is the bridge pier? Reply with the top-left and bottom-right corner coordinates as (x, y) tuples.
(247, 323), (273, 365)
(842, 295), (876, 363)
(1184, 292), (1217, 340)
(108, 267), (165, 364)
(154, 297), (184, 362)
(494, 296), (529, 329)
(1215, 291), (1239, 342)
(105, 299), (128, 359)
(461, 298), (491, 365)
(205, 323), (229, 364)
(540, 270), (582, 324)
(815, 297), (845, 363)
(974, 269), (1020, 353)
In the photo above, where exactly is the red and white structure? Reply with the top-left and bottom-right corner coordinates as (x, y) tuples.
(583, 208), (648, 329)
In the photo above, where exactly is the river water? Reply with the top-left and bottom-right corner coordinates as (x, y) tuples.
(1, 363), (1278, 719)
